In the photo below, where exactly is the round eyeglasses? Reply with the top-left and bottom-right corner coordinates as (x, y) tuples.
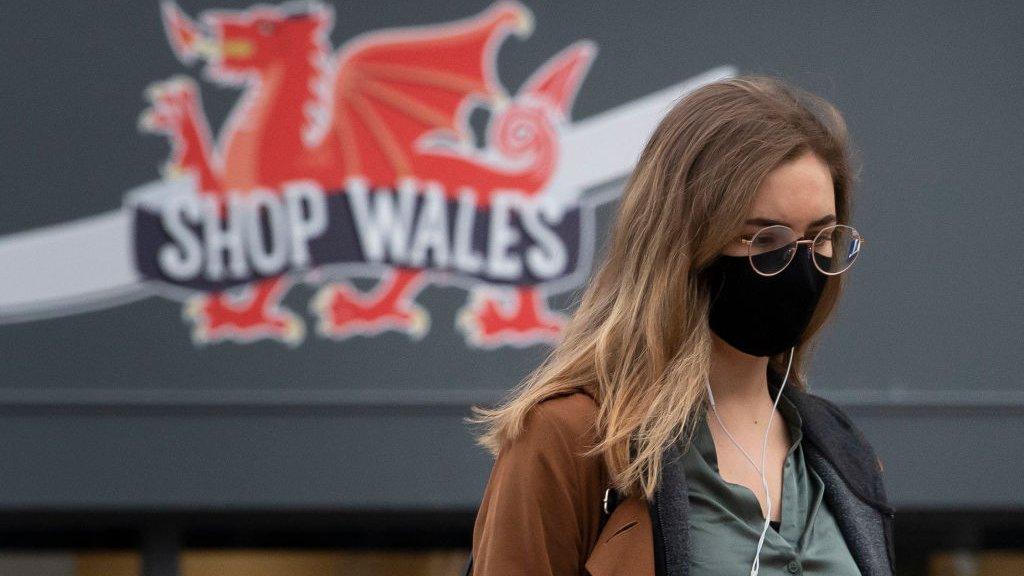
(738, 223), (865, 277)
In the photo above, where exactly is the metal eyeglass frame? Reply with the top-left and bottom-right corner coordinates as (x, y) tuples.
(739, 223), (865, 277)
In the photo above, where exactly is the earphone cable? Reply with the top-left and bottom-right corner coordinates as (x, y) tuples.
(704, 346), (795, 576)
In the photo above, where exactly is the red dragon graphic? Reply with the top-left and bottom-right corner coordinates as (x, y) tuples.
(139, 0), (595, 347)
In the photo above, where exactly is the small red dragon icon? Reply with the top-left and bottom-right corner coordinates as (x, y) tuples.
(139, 0), (595, 347)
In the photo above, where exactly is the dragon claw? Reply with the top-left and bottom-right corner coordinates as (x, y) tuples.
(182, 283), (305, 346)
(310, 282), (431, 340)
(455, 287), (566, 348)
(140, 76), (199, 134)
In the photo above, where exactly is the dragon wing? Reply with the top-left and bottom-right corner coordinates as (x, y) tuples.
(333, 1), (531, 184)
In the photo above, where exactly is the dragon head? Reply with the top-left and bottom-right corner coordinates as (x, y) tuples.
(161, 0), (333, 83)
(487, 40), (596, 161)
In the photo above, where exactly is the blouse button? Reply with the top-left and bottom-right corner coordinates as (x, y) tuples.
(787, 559), (801, 574)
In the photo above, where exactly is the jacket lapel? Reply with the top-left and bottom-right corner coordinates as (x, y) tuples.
(649, 436), (689, 576)
(804, 443), (894, 576)
(774, 380), (894, 515)
(774, 379), (895, 575)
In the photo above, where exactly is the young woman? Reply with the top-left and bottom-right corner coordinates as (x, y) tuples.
(465, 75), (895, 576)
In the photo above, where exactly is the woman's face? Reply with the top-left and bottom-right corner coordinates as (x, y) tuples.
(721, 150), (837, 257)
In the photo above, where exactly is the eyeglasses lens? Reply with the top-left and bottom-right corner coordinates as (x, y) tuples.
(813, 224), (861, 274)
(749, 225), (798, 275)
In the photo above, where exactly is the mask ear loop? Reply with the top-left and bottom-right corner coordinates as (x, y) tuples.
(705, 345), (795, 576)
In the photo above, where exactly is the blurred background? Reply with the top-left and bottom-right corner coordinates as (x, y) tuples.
(1, 1), (1022, 575)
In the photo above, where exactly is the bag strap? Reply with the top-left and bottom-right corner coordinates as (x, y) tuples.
(462, 486), (620, 575)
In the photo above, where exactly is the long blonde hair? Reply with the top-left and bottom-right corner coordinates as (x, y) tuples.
(467, 74), (858, 501)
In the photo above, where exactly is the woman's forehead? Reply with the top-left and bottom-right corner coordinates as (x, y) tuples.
(747, 152), (836, 228)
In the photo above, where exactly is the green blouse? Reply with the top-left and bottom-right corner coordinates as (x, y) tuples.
(681, 392), (862, 575)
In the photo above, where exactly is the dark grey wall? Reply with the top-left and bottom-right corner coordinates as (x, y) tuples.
(1, 1), (1021, 512)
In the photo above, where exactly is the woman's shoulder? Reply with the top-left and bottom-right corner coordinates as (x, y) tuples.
(500, 389), (603, 469)
(529, 388), (601, 441)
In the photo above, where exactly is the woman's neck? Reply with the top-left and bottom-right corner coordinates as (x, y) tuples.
(707, 332), (772, 407)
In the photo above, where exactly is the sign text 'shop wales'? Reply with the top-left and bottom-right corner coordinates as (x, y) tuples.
(0, 1), (735, 348)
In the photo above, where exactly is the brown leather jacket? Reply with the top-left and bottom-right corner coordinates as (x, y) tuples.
(468, 382), (895, 576)
(469, 386), (654, 575)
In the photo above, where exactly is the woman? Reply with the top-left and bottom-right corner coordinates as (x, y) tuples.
(464, 75), (895, 576)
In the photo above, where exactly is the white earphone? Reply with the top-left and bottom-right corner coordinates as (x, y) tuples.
(704, 345), (795, 576)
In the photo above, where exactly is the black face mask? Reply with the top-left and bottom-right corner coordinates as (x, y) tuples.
(704, 244), (828, 357)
